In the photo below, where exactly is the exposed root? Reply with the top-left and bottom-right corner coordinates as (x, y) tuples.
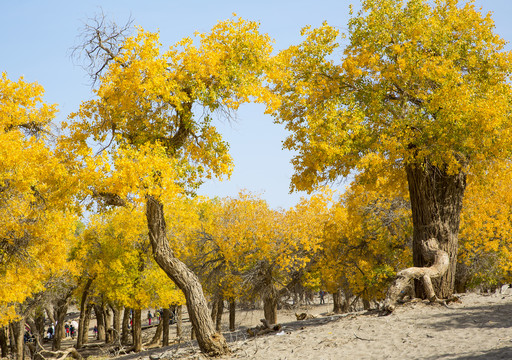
(382, 238), (449, 313)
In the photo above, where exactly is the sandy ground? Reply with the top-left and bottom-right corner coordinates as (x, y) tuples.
(102, 291), (512, 360)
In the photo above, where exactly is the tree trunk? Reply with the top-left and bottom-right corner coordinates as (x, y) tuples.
(162, 308), (170, 346)
(121, 308), (130, 345)
(77, 278), (93, 349)
(148, 319), (163, 346)
(228, 298), (235, 332)
(81, 304), (92, 345)
(145, 196), (229, 356)
(407, 163), (466, 298)
(0, 326), (8, 357)
(103, 307), (113, 343)
(176, 306), (182, 339)
(332, 289), (344, 314)
(263, 288), (278, 325)
(93, 305), (106, 341)
(11, 320), (24, 360)
(132, 309), (142, 352)
(52, 293), (71, 351)
(112, 305), (121, 343)
(383, 163), (466, 311)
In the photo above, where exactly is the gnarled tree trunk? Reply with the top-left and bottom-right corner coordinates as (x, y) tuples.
(383, 163), (466, 311)
(121, 308), (130, 345)
(93, 305), (106, 341)
(162, 308), (170, 346)
(145, 196), (229, 356)
(77, 278), (93, 349)
(132, 309), (142, 352)
(229, 298), (235, 332)
(263, 286), (278, 325)
(176, 306), (182, 339)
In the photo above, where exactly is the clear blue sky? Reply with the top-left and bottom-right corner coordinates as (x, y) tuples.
(2, 1), (512, 210)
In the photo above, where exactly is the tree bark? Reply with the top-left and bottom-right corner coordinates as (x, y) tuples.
(263, 288), (278, 325)
(11, 320), (24, 360)
(176, 305), (182, 339)
(112, 305), (121, 343)
(406, 163), (466, 299)
(77, 278), (93, 349)
(81, 304), (92, 345)
(162, 308), (170, 346)
(145, 196), (229, 356)
(0, 326), (8, 358)
(148, 319), (163, 346)
(52, 292), (71, 351)
(332, 288), (344, 314)
(121, 308), (130, 345)
(93, 305), (106, 341)
(228, 298), (235, 332)
(132, 309), (142, 352)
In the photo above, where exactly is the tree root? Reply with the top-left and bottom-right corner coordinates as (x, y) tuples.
(382, 238), (449, 313)
(34, 348), (82, 360)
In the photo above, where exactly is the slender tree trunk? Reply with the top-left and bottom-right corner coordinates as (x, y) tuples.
(52, 293), (71, 351)
(93, 305), (106, 341)
(162, 308), (170, 346)
(0, 326), (8, 357)
(407, 163), (466, 298)
(148, 319), (163, 345)
(9, 323), (15, 355)
(121, 308), (130, 345)
(215, 297), (223, 331)
(228, 298), (235, 332)
(132, 309), (142, 352)
(176, 306), (182, 339)
(145, 196), (229, 356)
(77, 278), (93, 349)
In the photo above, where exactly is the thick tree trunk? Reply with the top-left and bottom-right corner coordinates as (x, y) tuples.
(77, 278), (93, 349)
(332, 289), (344, 314)
(383, 163), (466, 311)
(81, 304), (92, 345)
(11, 320), (24, 360)
(112, 305), (121, 343)
(162, 308), (170, 347)
(263, 288), (278, 325)
(93, 305), (106, 341)
(52, 292), (71, 351)
(145, 196), (229, 356)
(176, 306), (182, 339)
(132, 309), (142, 352)
(228, 298), (235, 332)
(121, 308), (130, 345)
(407, 163), (466, 298)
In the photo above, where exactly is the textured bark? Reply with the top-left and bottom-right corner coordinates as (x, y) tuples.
(93, 305), (106, 341)
(406, 163), (466, 298)
(121, 308), (130, 345)
(52, 292), (71, 351)
(81, 304), (92, 345)
(263, 289), (278, 325)
(176, 306), (183, 339)
(332, 289), (344, 314)
(132, 309), (142, 352)
(229, 298), (235, 332)
(148, 319), (163, 345)
(162, 308), (170, 346)
(0, 326), (8, 357)
(77, 278), (93, 349)
(11, 320), (24, 360)
(112, 305), (121, 343)
(145, 196), (229, 356)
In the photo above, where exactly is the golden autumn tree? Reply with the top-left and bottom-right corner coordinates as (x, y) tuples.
(66, 16), (272, 355)
(457, 160), (512, 290)
(0, 73), (78, 359)
(267, 0), (512, 310)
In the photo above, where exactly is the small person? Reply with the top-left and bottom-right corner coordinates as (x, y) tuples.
(148, 310), (152, 325)
(319, 290), (325, 304)
(93, 325), (98, 339)
(65, 323), (70, 337)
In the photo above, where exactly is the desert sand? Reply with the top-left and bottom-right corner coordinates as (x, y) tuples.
(115, 291), (512, 360)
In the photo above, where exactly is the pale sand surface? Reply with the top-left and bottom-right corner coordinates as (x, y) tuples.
(117, 292), (512, 360)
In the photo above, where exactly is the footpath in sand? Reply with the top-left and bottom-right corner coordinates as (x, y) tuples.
(121, 292), (512, 360)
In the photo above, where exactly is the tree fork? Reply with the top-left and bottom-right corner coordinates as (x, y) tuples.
(145, 195), (229, 356)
